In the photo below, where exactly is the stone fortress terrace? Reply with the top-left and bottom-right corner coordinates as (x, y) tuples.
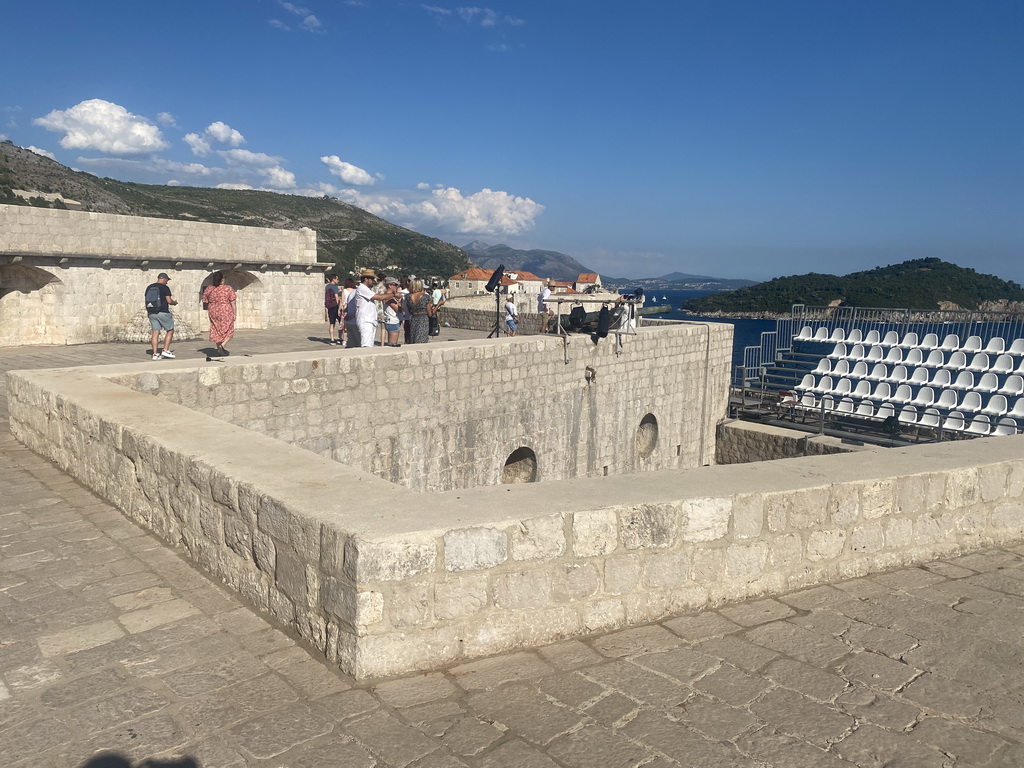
(2, 206), (1024, 765)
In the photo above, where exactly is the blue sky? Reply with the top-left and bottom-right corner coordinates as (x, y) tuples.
(2, 0), (1022, 282)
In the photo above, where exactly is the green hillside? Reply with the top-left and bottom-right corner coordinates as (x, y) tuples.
(0, 140), (471, 279)
(683, 258), (1024, 315)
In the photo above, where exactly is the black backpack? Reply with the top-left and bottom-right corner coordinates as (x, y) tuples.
(144, 283), (162, 309)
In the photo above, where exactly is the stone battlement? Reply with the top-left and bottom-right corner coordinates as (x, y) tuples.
(8, 324), (1024, 680)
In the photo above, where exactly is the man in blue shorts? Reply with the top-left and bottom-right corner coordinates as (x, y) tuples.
(145, 272), (178, 360)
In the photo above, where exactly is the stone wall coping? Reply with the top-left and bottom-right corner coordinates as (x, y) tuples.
(11, 352), (1023, 543)
(0, 252), (332, 272)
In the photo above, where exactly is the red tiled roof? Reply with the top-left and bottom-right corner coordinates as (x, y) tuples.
(450, 268), (492, 281)
(577, 273), (599, 283)
(513, 271), (544, 282)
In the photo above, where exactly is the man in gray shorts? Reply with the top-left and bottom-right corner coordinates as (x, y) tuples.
(145, 272), (178, 359)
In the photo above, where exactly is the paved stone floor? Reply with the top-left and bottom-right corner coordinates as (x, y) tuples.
(2, 326), (1024, 767)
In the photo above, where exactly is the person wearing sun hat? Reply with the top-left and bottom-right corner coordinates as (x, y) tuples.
(346, 269), (397, 347)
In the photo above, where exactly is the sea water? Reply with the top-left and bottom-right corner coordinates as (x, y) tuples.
(640, 289), (777, 367)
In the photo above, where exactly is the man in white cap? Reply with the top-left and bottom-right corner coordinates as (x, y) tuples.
(145, 272), (178, 359)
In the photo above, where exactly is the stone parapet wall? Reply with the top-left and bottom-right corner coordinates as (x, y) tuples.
(9, 339), (1024, 680)
(717, 420), (869, 464)
(443, 306), (545, 335)
(0, 204), (318, 264)
(0, 204), (325, 346)
(104, 324), (731, 491)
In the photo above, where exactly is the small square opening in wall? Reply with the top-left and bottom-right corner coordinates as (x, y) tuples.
(676, 445), (682, 456)
(603, 466), (609, 476)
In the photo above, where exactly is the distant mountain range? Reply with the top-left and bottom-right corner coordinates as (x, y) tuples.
(463, 241), (756, 289)
(0, 140), (470, 279)
(682, 258), (1024, 316)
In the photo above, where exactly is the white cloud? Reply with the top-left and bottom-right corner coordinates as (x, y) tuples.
(321, 155), (375, 186)
(416, 182), (432, 190)
(216, 183), (254, 190)
(458, 7), (497, 26)
(34, 99), (169, 155)
(26, 146), (56, 160)
(183, 132), (212, 156)
(338, 185), (543, 236)
(185, 121), (245, 156)
(426, 5), (523, 27)
(156, 112), (177, 126)
(278, 1), (322, 32)
(219, 149), (295, 189)
(270, 19), (290, 30)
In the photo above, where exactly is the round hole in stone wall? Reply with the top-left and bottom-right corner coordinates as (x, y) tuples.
(502, 447), (538, 484)
(636, 413), (659, 459)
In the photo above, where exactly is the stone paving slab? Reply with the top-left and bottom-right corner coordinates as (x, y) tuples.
(2, 328), (1024, 766)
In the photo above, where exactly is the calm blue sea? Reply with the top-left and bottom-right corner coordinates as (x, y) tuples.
(643, 289), (777, 367)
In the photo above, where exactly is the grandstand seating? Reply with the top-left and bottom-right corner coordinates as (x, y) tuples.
(770, 328), (1024, 438)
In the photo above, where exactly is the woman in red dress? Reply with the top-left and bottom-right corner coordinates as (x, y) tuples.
(202, 271), (237, 355)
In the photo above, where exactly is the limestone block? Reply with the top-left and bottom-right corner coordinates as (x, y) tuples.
(642, 549), (690, 589)
(276, 548), (309, 605)
(551, 562), (601, 602)
(252, 530), (276, 574)
(581, 599), (626, 632)
(991, 502), (1024, 530)
(849, 524), (884, 553)
(434, 573), (489, 621)
(572, 509), (618, 557)
(491, 569), (554, 610)
(509, 514), (565, 561)
(354, 626), (462, 679)
(980, 464), (1009, 503)
(603, 554), (643, 595)
(386, 580), (432, 629)
(681, 497), (731, 542)
(806, 529), (845, 561)
(347, 536), (437, 582)
(768, 533), (802, 569)
(690, 547), (725, 582)
(732, 494), (764, 539)
(619, 504), (678, 549)
(443, 527), (507, 572)
(860, 480), (896, 520)
(724, 543), (767, 580)
(256, 495), (291, 543)
(944, 468), (980, 510)
(884, 518), (914, 548)
(894, 475), (926, 517)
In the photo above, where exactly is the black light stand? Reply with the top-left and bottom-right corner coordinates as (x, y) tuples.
(485, 264), (505, 338)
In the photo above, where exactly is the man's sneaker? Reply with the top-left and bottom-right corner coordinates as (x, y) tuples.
(152, 354), (162, 360)
(334, 339), (344, 345)
(160, 350), (175, 359)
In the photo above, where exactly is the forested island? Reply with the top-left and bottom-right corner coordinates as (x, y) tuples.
(682, 258), (1024, 317)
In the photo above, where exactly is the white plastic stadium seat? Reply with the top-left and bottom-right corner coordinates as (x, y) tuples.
(983, 337), (1005, 355)
(975, 373), (999, 393)
(795, 326), (813, 341)
(1008, 338), (1024, 356)
(903, 348), (924, 366)
(938, 334), (960, 352)
(855, 401), (875, 419)
(833, 378), (853, 397)
(992, 354), (1014, 374)
(981, 394), (1009, 418)
(872, 402), (896, 422)
(959, 391), (983, 413)
(851, 361), (869, 379)
(848, 344), (867, 361)
(864, 330), (881, 345)
(943, 411), (967, 433)
(883, 346), (903, 364)
(945, 351), (968, 370)
(950, 371), (975, 391)
(829, 328), (846, 342)
(881, 331), (900, 347)
(797, 393), (818, 413)
(898, 405), (918, 426)
(920, 333), (939, 350)
(847, 329), (864, 344)
(908, 367), (930, 386)
(813, 358), (832, 375)
(827, 343), (848, 360)
(962, 335), (982, 353)
(813, 327), (830, 341)
(886, 365), (909, 384)
(965, 414), (992, 436)
(796, 373), (816, 391)
(812, 375), (834, 394)
(1006, 399), (1024, 422)
(832, 359), (851, 377)
(918, 408), (941, 430)
(897, 332), (919, 349)
(966, 353), (990, 373)
(994, 417), (1019, 436)
(852, 379), (872, 399)
(910, 386), (935, 408)
(866, 346), (885, 363)
(866, 363), (889, 382)
(869, 382), (892, 402)
(891, 384), (914, 404)
(936, 389), (959, 410)
(922, 349), (946, 368)
(931, 369), (952, 388)
(998, 375), (1024, 397)
(835, 397), (856, 416)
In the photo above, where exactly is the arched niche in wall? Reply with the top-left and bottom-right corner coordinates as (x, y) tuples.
(636, 413), (659, 460)
(0, 264), (64, 346)
(199, 269), (264, 330)
(502, 447), (538, 484)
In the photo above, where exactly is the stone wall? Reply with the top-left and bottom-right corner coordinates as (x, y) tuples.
(104, 323), (732, 491)
(716, 420), (868, 464)
(9, 334), (1024, 680)
(0, 204), (325, 346)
